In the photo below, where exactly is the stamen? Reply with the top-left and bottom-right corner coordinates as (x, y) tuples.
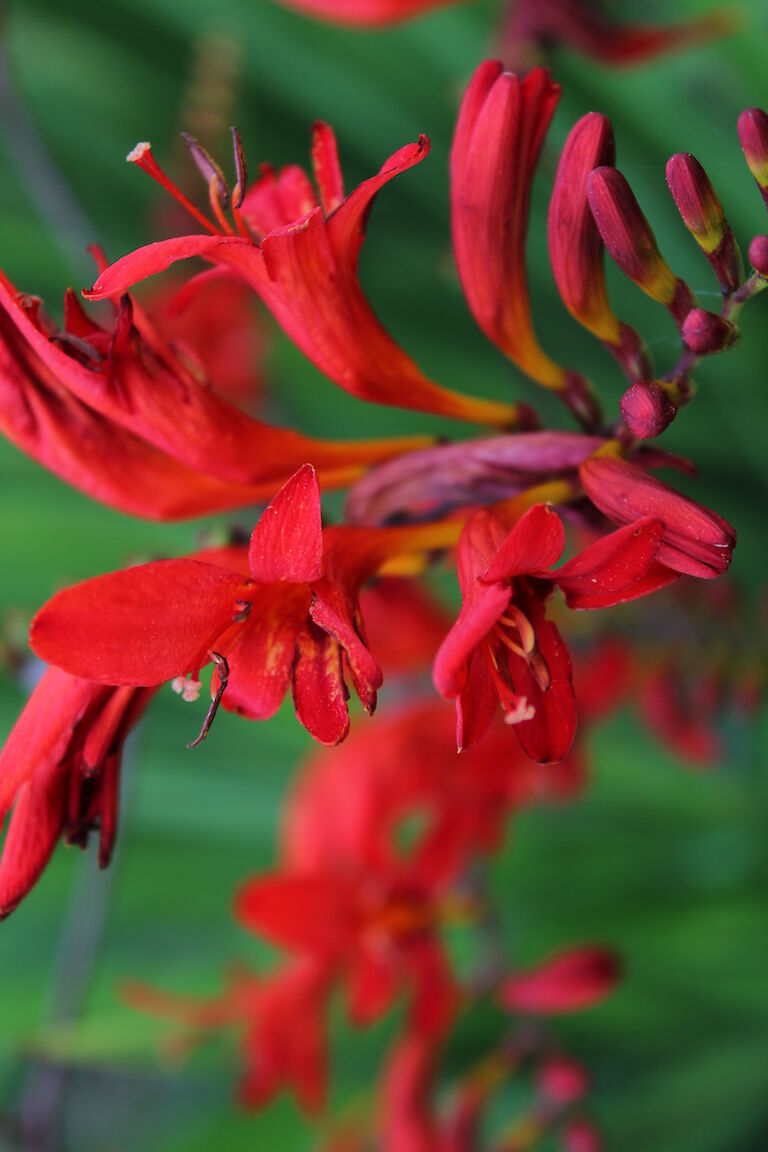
(188, 651), (229, 748)
(127, 142), (221, 236)
(483, 640), (536, 725)
(499, 604), (536, 656)
(231, 126), (248, 207)
(493, 626), (527, 661)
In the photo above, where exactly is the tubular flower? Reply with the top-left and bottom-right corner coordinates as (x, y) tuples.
(346, 431), (606, 526)
(122, 961), (330, 1113)
(498, 945), (621, 1015)
(0, 269), (429, 518)
(579, 455), (737, 579)
(0, 668), (154, 919)
(738, 107), (768, 209)
(451, 62), (600, 427)
(85, 127), (528, 429)
(548, 112), (650, 380)
(433, 503), (674, 761)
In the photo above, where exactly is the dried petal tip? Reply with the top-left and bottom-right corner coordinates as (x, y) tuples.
(738, 108), (768, 203)
(666, 153), (742, 292)
(681, 308), (739, 355)
(620, 381), (677, 440)
(588, 167), (694, 324)
(748, 235), (768, 277)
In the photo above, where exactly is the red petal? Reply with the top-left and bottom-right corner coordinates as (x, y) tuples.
(309, 581), (382, 714)
(292, 623), (350, 745)
(0, 755), (68, 919)
(482, 504), (566, 583)
(85, 236), (236, 299)
(456, 648), (498, 752)
(326, 135), (430, 271)
(311, 122), (345, 216)
(248, 465), (324, 583)
(30, 560), (249, 684)
(221, 588), (306, 720)
(235, 873), (357, 955)
(347, 948), (398, 1025)
(555, 517), (667, 608)
(432, 580), (511, 699)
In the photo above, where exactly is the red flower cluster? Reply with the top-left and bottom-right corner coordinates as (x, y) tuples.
(0, 44), (762, 1149)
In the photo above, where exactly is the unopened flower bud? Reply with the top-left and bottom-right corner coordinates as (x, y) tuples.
(681, 308), (739, 355)
(620, 381), (677, 439)
(738, 107), (768, 206)
(666, 153), (742, 291)
(549, 113), (619, 342)
(498, 946), (620, 1015)
(562, 1119), (602, 1152)
(748, 234), (768, 277)
(537, 1057), (589, 1105)
(588, 167), (694, 324)
(580, 455), (736, 578)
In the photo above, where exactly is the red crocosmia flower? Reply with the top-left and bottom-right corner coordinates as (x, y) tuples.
(284, 698), (576, 893)
(451, 62), (599, 427)
(85, 128), (527, 429)
(498, 946), (620, 1014)
(433, 502), (673, 761)
(346, 431), (607, 527)
(505, 0), (734, 68)
(548, 112), (650, 382)
(579, 455), (737, 578)
(236, 867), (456, 1038)
(122, 960), (330, 1113)
(29, 466), (375, 746)
(0, 270), (428, 515)
(0, 668), (154, 919)
(274, 0), (454, 25)
(639, 663), (722, 766)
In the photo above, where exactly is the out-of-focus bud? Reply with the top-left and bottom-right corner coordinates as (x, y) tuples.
(620, 381), (677, 439)
(580, 455), (737, 578)
(537, 1057), (589, 1105)
(588, 167), (695, 325)
(498, 946), (620, 1015)
(549, 113), (650, 380)
(738, 108), (768, 207)
(562, 1118), (602, 1152)
(666, 153), (743, 292)
(748, 235), (768, 277)
(681, 308), (739, 355)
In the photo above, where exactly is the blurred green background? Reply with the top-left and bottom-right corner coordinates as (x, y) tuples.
(1, 0), (767, 1148)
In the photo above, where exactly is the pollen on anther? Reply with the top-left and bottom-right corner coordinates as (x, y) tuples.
(127, 142), (152, 164)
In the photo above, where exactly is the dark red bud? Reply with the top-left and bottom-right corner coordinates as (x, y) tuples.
(738, 108), (768, 204)
(588, 167), (694, 324)
(620, 381), (677, 439)
(537, 1057), (589, 1105)
(666, 153), (742, 291)
(748, 235), (768, 276)
(681, 308), (739, 355)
